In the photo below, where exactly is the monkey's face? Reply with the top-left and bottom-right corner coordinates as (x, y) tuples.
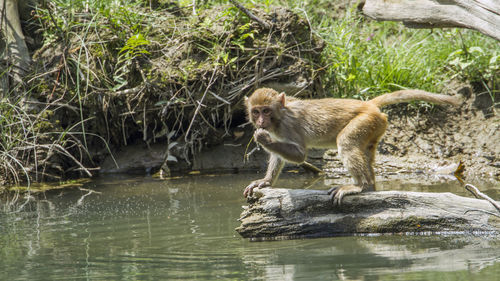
(250, 106), (273, 129)
(245, 88), (286, 131)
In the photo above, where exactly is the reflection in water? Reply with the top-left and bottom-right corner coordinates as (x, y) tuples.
(0, 173), (499, 280)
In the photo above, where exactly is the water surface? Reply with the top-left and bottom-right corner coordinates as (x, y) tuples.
(1, 173), (499, 280)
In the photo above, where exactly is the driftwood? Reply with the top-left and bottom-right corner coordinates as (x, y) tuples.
(362, 0), (500, 41)
(236, 188), (500, 239)
(0, 0), (35, 87)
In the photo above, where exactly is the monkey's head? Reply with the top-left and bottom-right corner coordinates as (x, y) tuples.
(245, 88), (285, 131)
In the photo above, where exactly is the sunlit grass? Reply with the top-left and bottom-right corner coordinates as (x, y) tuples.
(203, 0), (499, 99)
(286, 1), (499, 99)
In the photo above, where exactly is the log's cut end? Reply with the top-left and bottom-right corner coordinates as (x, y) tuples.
(235, 188), (500, 240)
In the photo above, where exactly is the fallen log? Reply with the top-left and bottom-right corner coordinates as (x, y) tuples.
(362, 0), (500, 41)
(236, 188), (500, 239)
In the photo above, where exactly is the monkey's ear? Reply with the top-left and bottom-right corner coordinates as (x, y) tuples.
(278, 93), (285, 107)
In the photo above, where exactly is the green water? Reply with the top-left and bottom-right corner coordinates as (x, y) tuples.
(1, 173), (499, 280)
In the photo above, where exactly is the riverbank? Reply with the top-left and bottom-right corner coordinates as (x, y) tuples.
(1, 1), (498, 190)
(324, 83), (499, 182)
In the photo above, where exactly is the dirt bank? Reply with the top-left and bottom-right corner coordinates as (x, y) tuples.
(0, 4), (325, 186)
(100, 82), (499, 187)
(324, 82), (499, 182)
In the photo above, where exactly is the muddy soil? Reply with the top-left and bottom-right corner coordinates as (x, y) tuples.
(101, 82), (499, 188)
(324, 83), (499, 183)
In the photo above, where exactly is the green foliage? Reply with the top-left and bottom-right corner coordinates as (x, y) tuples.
(232, 23), (256, 50)
(302, 5), (499, 99)
(114, 34), (151, 90)
(447, 45), (499, 93)
(199, 0), (499, 99)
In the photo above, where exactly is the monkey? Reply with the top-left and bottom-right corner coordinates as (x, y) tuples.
(243, 87), (461, 205)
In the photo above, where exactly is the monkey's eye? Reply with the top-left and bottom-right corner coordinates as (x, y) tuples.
(262, 108), (271, 115)
(251, 109), (259, 117)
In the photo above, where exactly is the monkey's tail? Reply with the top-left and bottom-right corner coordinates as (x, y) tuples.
(368, 90), (462, 108)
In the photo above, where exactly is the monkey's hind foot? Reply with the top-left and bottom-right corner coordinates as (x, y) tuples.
(327, 185), (363, 206)
(244, 179), (271, 198)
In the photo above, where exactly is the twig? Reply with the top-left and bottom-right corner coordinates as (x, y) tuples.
(300, 161), (324, 174)
(191, 0), (196, 16)
(111, 85), (144, 97)
(184, 67), (218, 142)
(452, 162), (500, 214)
(78, 187), (102, 194)
(464, 183), (500, 213)
(229, 0), (271, 29)
(77, 187), (101, 206)
(39, 143), (93, 177)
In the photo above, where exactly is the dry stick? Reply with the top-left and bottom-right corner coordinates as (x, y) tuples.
(77, 187), (102, 206)
(465, 183), (500, 213)
(184, 68), (218, 142)
(33, 143), (93, 178)
(454, 163), (500, 214)
(300, 161), (324, 174)
(229, 0), (271, 29)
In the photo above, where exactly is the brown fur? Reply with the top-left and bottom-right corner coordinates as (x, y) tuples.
(244, 88), (461, 204)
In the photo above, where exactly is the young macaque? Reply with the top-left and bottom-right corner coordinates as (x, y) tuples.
(244, 88), (460, 205)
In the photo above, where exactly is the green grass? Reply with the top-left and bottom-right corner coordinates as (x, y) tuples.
(203, 0), (499, 99)
(285, 1), (499, 99)
(36, 0), (500, 99)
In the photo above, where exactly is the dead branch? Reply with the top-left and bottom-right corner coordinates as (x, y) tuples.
(465, 183), (500, 212)
(229, 0), (271, 29)
(362, 0), (500, 41)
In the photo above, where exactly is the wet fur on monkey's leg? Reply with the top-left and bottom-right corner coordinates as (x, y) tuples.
(327, 112), (383, 205)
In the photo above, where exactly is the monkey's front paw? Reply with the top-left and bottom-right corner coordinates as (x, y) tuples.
(244, 179), (271, 198)
(254, 128), (272, 145)
(327, 185), (362, 206)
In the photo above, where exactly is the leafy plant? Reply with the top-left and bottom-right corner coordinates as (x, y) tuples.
(113, 33), (151, 90)
(447, 46), (499, 99)
(232, 23), (256, 50)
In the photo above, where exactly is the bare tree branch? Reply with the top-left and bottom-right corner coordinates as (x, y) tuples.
(229, 0), (271, 29)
